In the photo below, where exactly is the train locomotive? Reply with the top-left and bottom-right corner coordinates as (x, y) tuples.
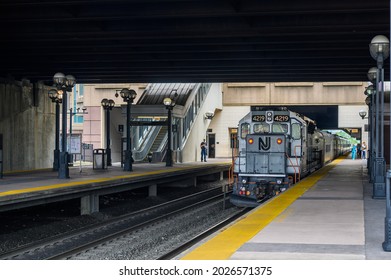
(230, 106), (350, 207)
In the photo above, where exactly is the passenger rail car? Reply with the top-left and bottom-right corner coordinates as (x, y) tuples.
(230, 106), (350, 207)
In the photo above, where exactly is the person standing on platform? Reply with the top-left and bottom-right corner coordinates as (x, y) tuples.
(200, 139), (207, 162)
(361, 142), (367, 159)
(351, 144), (357, 160)
(356, 143), (361, 159)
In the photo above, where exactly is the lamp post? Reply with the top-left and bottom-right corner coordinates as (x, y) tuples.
(369, 35), (389, 198)
(120, 89), (137, 171)
(163, 97), (176, 167)
(372, 37), (391, 250)
(367, 68), (377, 182)
(48, 89), (62, 171)
(53, 72), (76, 179)
(101, 98), (115, 166)
(364, 84), (375, 174)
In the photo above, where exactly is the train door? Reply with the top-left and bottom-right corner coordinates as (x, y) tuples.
(301, 125), (309, 176)
(207, 134), (215, 158)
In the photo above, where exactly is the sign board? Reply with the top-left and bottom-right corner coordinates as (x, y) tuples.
(69, 135), (82, 154)
(60, 134), (82, 154)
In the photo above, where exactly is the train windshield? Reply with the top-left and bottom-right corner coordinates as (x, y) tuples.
(253, 123), (270, 133)
(272, 123), (288, 133)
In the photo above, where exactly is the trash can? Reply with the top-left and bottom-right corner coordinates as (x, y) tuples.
(93, 149), (107, 170)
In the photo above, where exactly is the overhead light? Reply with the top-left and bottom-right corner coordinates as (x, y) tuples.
(204, 111), (214, 119)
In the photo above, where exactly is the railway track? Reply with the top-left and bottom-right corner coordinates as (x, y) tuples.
(157, 207), (251, 260)
(0, 186), (235, 260)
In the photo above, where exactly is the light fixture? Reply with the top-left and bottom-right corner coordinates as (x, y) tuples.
(359, 110), (367, 119)
(204, 111), (214, 120)
(101, 98), (109, 107)
(369, 35), (390, 67)
(365, 96), (371, 106)
(367, 67), (377, 83)
(163, 97), (172, 107)
(364, 85), (375, 96)
(53, 72), (66, 86)
(119, 88), (137, 102)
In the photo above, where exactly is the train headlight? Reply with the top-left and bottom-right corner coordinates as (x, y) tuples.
(248, 138), (254, 144)
(276, 138), (283, 145)
(276, 179), (282, 185)
(242, 178), (247, 184)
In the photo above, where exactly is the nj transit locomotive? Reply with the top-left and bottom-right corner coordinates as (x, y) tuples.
(230, 106), (350, 207)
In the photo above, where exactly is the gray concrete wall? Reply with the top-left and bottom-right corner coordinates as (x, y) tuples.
(0, 80), (54, 172)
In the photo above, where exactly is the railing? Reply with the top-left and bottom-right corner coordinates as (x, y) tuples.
(179, 83), (212, 150)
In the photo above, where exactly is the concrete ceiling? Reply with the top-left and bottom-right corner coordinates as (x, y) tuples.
(0, 0), (389, 84)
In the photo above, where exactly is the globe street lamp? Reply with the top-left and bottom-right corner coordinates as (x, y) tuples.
(369, 35), (389, 198)
(53, 73), (76, 179)
(101, 98), (115, 166)
(48, 89), (62, 171)
(120, 89), (137, 171)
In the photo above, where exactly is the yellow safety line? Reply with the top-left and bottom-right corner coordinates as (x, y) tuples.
(0, 163), (230, 197)
(181, 158), (344, 260)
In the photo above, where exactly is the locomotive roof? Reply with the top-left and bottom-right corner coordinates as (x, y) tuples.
(250, 106), (288, 112)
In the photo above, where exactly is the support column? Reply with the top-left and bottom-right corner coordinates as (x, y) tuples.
(59, 89), (69, 179)
(149, 184), (157, 197)
(81, 194), (99, 215)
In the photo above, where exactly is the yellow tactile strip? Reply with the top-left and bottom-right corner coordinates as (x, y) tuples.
(181, 158), (343, 260)
(0, 163), (230, 198)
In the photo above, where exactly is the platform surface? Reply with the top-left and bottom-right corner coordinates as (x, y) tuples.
(181, 158), (391, 260)
(0, 158), (231, 205)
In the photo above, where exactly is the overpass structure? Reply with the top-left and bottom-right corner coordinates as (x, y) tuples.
(0, 0), (389, 83)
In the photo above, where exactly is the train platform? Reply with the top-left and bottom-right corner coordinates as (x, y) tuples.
(0, 158), (231, 214)
(180, 157), (391, 260)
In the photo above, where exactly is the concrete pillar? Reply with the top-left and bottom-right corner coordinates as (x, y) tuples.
(220, 171), (224, 181)
(149, 184), (157, 197)
(81, 194), (99, 215)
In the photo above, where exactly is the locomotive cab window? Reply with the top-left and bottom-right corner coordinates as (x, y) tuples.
(272, 123), (288, 134)
(253, 123), (270, 133)
(241, 123), (250, 139)
(291, 123), (301, 140)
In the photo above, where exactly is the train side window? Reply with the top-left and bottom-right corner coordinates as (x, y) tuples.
(291, 123), (301, 140)
(241, 123), (250, 139)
